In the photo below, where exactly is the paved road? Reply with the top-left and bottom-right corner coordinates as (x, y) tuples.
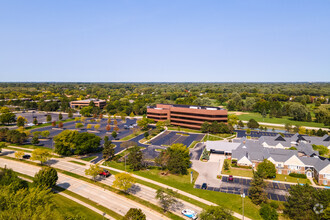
(2, 150), (200, 219)
(0, 157), (168, 220)
(241, 120), (330, 131)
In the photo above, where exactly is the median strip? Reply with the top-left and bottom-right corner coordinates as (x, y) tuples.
(1, 156), (184, 220)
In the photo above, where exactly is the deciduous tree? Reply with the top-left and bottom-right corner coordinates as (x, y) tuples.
(199, 206), (233, 220)
(112, 173), (136, 193)
(124, 208), (146, 220)
(257, 159), (276, 179)
(33, 167), (58, 188)
(14, 150), (25, 160)
(16, 116), (27, 127)
(31, 148), (51, 165)
(85, 164), (101, 181)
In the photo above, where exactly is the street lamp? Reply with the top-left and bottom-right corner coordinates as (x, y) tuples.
(241, 193), (245, 220)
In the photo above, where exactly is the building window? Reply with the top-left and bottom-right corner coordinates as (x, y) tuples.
(278, 169), (282, 174)
(288, 170), (291, 174)
(324, 174), (330, 180)
(323, 180), (327, 185)
(289, 165), (300, 170)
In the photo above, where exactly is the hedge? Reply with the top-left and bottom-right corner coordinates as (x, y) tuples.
(289, 173), (307, 179)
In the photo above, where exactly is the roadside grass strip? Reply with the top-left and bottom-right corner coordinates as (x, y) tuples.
(1, 156), (184, 220)
(81, 156), (97, 162)
(68, 160), (86, 166)
(104, 161), (261, 219)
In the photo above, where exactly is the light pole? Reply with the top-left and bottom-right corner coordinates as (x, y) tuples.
(241, 193), (245, 220)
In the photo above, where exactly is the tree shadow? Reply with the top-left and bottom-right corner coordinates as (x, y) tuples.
(57, 182), (71, 190)
(1, 151), (15, 156)
(170, 200), (184, 212)
(127, 184), (141, 194)
(45, 159), (59, 166)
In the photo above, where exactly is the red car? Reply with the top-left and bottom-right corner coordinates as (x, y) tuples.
(228, 175), (234, 181)
(99, 169), (111, 177)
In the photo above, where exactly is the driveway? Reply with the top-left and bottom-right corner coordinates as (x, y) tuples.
(191, 153), (225, 187)
(189, 143), (205, 160)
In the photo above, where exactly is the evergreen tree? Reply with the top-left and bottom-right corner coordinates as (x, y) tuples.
(103, 136), (115, 160)
(248, 171), (267, 205)
(127, 146), (144, 171)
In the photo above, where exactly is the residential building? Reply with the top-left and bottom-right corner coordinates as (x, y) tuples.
(230, 134), (330, 185)
(147, 104), (227, 129)
(70, 99), (106, 109)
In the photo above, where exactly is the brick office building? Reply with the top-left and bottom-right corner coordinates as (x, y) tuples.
(70, 99), (107, 109)
(147, 104), (228, 129)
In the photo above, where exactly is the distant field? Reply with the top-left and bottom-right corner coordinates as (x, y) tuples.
(230, 112), (328, 128)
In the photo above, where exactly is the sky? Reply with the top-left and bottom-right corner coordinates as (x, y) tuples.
(0, 0), (329, 82)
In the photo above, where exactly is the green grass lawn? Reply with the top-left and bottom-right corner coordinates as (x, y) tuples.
(81, 156), (97, 162)
(103, 161), (261, 219)
(53, 194), (104, 220)
(222, 160), (310, 184)
(233, 112), (327, 128)
(119, 130), (143, 141)
(202, 135), (223, 141)
(275, 174), (310, 184)
(222, 167), (254, 178)
(167, 126), (203, 133)
(189, 141), (199, 148)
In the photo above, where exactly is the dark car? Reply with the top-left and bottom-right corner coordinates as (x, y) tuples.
(201, 183), (207, 190)
(23, 154), (31, 159)
(99, 169), (111, 177)
(228, 175), (234, 181)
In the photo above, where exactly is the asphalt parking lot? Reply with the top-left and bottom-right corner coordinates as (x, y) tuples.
(15, 111), (76, 124)
(194, 176), (290, 202)
(149, 131), (204, 147)
(30, 118), (138, 148)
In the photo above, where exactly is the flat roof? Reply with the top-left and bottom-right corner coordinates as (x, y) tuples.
(205, 141), (240, 153)
(71, 99), (106, 103)
(148, 104), (225, 110)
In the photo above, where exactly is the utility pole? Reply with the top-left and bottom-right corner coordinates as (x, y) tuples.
(241, 193), (245, 220)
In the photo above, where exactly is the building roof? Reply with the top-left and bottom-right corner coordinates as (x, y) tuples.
(205, 141), (240, 152)
(148, 103), (225, 110)
(70, 98), (106, 103)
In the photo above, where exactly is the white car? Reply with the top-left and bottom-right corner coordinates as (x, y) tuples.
(182, 209), (198, 219)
